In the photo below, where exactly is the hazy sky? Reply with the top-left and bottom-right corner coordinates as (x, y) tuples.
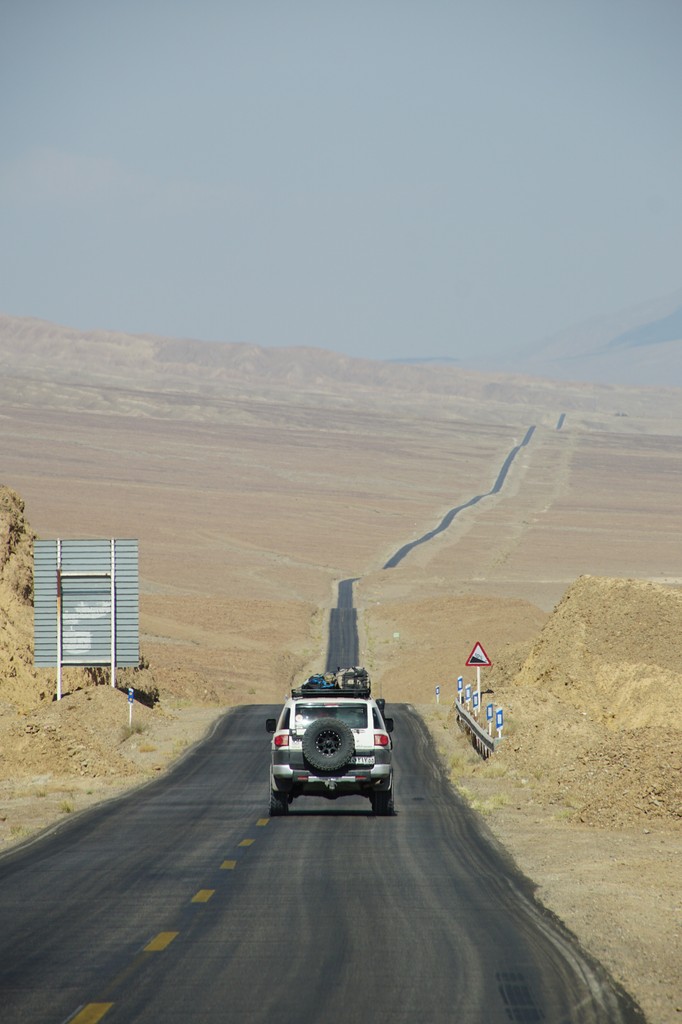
(1, 1), (681, 361)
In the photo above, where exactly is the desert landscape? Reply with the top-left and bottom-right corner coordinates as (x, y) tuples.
(0, 314), (681, 1022)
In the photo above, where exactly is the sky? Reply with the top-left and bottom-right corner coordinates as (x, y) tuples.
(1, 0), (681, 362)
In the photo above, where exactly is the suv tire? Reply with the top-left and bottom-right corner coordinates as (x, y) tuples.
(270, 788), (289, 816)
(302, 717), (355, 772)
(371, 788), (394, 816)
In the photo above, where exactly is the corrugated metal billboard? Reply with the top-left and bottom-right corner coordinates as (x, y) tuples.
(34, 539), (139, 669)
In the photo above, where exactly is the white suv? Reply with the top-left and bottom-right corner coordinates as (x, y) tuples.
(266, 668), (394, 816)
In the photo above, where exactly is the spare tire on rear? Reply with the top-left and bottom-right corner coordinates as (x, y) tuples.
(302, 718), (355, 772)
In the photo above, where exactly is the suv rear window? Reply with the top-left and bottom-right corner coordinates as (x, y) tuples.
(294, 704), (369, 730)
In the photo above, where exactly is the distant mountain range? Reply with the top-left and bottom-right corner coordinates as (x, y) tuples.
(491, 288), (682, 387)
(607, 303), (682, 351)
(391, 289), (682, 387)
(387, 356), (461, 366)
(1, 288), (681, 416)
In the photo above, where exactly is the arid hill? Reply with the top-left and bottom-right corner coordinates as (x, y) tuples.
(492, 286), (682, 387)
(512, 574), (682, 729)
(0, 486), (45, 709)
(486, 575), (682, 827)
(2, 313), (680, 429)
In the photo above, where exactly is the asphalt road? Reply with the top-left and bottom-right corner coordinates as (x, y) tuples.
(383, 425), (536, 568)
(325, 577), (359, 670)
(0, 705), (643, 1024)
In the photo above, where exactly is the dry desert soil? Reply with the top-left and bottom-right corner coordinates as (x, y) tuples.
(0, 317), (681, 1022)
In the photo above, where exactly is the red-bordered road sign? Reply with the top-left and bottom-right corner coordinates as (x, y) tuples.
(465, 641), (492, 667)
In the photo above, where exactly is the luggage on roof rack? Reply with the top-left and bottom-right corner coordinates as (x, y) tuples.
(305, 673), (336, 689)
(291, 666), (372, 699)
(339, 667), (369, 688)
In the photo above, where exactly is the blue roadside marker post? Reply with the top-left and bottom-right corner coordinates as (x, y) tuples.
(486, 702), (494, 738)
(435, 685), (440, 705)
(128, 687), (134, 728)
(495, 707), (504, 739)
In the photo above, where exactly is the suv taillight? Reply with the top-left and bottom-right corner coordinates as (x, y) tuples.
(374, 733), (389, 747)
(274, 734), (289, 747)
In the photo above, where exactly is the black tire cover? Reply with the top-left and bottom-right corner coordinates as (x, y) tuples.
(302, 717), (355, 772)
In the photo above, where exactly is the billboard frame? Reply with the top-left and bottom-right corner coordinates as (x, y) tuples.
(34, 538), (139, 700)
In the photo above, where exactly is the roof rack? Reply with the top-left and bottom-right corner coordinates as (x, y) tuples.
(291, 666), (371, 700)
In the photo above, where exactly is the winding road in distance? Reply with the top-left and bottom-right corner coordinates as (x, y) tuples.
(383, 425), (536, 568)
(0, 422), (644, 1022)
(328, 428), (538, 669)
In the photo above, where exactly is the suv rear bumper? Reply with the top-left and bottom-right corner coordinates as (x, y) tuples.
(272, 763), (392, 797)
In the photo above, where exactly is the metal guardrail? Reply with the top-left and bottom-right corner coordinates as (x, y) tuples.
(455, 700), (502, 759)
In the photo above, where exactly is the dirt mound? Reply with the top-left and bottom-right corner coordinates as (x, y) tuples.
(484, 576), (682, 827)
(0, 486), (102, 709)
(0, 685), (154, 780)
(512, 575), (682, 729)
(0, 486), (48, 709)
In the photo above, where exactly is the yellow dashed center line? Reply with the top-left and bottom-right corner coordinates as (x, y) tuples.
(69, 831), (266, 1020)
(191, 889), (215, 903)
(69, 1004), (114, 1024)
(256, 818), (269, 826)
(144, 931), (179, 952)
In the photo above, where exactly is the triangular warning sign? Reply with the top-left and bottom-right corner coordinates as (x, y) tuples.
(465, 642), (492, 667)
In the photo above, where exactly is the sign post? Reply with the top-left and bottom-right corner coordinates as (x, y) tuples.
(128, 687), (134, 728)
(486, 702), (494, 737)
(465, 641), (492, 711)
(496, 708), (504, 738)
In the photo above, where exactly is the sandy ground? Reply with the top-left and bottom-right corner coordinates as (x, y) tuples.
(1, 331), (681, 1022)
(0, 696), (223, 846)
(418, 705), (681, 1024)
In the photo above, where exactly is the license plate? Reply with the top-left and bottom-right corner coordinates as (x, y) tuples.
(351, 756), (375, 765)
